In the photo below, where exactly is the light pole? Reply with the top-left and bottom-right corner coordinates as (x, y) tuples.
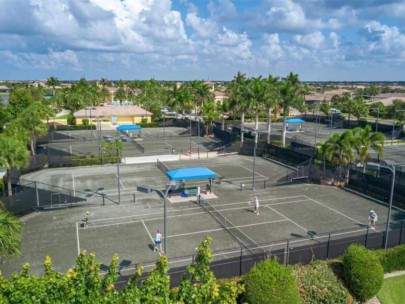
(370, 107), (380, 132)
(97, 116), (104, 164)
(329, 114), (333, 137)
(189, 118), (192, 155)
(197, 117), (201, 159)
(252, 130), (258, 191)
(366, 162), (396, 249)
(85, 107), (97, 142)
(392, 110), (405, 144)
(115, 140), (121, 204)
(137, 183), (174, 255)
(314, 106), (319, 146)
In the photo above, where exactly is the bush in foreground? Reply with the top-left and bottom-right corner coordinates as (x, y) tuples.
(293, 260), (355, 304)
(243, 257), (300, 304)
(343, 244), (384, 302)
(375, 245), (405, 273)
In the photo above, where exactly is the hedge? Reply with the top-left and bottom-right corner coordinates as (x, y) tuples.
(293, 260), (354, 304)
(243, 258), (300, 304)
(342, 244), (384, 302)
(375, 245), (405, 273)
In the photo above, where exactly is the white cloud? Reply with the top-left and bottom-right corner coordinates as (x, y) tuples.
(265, 0), (307, 31)
(259, 33), (284, 60)
(293, 31), (325, 49)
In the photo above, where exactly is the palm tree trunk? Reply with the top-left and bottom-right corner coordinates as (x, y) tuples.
(7, 168), (12, 196)
(255, 110), (259, 130)
(266, 107), (272, 144)
(282, 108), (287, 147)
(241, 112), (245, 144)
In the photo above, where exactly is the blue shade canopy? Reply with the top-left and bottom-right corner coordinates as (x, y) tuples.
(286, 118), (305, 124)
(116, 124), (142, 131)
(166, 167), (217, 181)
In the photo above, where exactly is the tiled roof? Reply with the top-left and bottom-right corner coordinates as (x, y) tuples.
(74, 106), (153, 117)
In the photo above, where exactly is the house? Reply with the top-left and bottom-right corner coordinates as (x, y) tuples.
(74, 105), (153, 125)
(213, 91), (229, 105)
(370, 93), (405, 106)
(0, 85), (10, 93)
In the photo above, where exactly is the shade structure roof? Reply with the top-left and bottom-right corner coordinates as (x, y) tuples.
(116, 124), (142, 131)
(286, 118), (305, 124)
(166, 167), (217, 181)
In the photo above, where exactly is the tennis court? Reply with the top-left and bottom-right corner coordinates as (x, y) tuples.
(3, 155), (405, 278)
(46, 127), (221, 158)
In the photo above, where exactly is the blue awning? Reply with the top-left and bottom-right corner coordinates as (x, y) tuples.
(166, 167), (217, 181)
(116, 124), (142, 131)
(286, 118), (305, 124)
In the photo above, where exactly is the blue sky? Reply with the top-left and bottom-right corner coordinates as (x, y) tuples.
(1, 0), (405, 81)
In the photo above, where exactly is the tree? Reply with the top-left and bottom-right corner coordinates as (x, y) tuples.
(0, 207), (22, 258)
(245, 76), (266, 130)
(228, 72), (248, 143)
(0, 135), (30, 196)
(263, 75), (280, 143)
(351, 96), (369, 122)
(201, 101), (218, 135)
(279, 72), (305, 146)
(46, 76), (60, 97)
(175, 236), (243, 303)
(352, 125), (385, 173)
(321, 131), (355, 183)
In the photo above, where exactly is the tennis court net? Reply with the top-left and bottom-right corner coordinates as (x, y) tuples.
(132, 140), (145, 153)
(157, 159), (169, 174)
(198, 195), (263, 255)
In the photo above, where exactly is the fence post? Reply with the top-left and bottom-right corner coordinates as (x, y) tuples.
(35, 182), (39, 207)
(285, 240), (290, 266)
(133, 193), (136, 203)
(239, 247), (243, 276)
(399, 220), (404, 245)
(365, 227), (369, 248)
(326, 233), (331, 258)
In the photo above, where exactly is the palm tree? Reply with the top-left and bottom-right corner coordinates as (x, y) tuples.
(352, 125), (385, 173)
(228, 72), (248, 143)
(279, 72), (305, 146)
(245, 76), (266, 130)
(263, 75), (280, 144)
(0, 135), (30, 196)
(217, 100), (230, 131)
(0, 207), (22, 258)
(322, 131), (356, 183)
(46, 76), (60, 97)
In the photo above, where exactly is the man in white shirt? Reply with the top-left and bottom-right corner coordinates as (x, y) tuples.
(253, 196), (260, 215)
(369, 210), (378, 229)
(154, 229), (163, 253)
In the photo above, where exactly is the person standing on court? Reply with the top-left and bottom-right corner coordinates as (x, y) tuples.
(369, 210), (378, 229)
(82, 211), (90, 229)
(154, 229), (163, 253)
(253, 196), (260, 215)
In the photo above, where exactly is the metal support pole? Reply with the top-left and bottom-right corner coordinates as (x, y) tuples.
(189, 118), (192, 155)
(239, 247), (243, 276)
(163, 116), (166, 138)
(116, 141), (121, 204)
(326, 233), (331, 258)
(197, 117), (200, 159)
(252, 131), (258, 191)
(384, 164), (396, 249)
(375, 108), (379, 132)
(399, 220), (404, 245)
(35, 181), (39, 207)
(391, 112), (396, 145)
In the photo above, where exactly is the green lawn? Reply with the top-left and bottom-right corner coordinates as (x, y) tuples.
(377, 274), (405, 304)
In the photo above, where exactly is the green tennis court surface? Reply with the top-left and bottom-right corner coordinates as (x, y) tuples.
(2, 155), (405, 278)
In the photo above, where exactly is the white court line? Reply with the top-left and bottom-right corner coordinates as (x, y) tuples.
(86, 195), (309, 224)
(303, 195), (364, 225)
(266, 205), (312, 236)
(115, 172), (126, 190)
(167, 219), (289, 239)
(237, 163), (267, 179)
(76, 222), (81, 255)
(72, 173), (76, 197)
(164, 141), (173, 148)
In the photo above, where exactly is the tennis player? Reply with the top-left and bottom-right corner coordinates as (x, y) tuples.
(369, 210), (378, 229)
(154, 229), (163, 253)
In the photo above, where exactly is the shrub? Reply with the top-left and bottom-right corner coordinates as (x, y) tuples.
(243, 258), (300, 304)
(375, 245), (405, 273)
(82, 118), (89, 126)
(67, 113), (76, 125)
(342, 244), (384, 302)
(293, 260), (354, 304)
